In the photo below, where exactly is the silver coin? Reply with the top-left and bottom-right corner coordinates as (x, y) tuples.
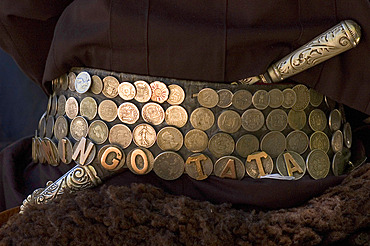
(276, 151), (306, 180)
(132, 123), (156, 148)
(38, 112), (47, 138)
(60, 73), (69, 91)
(190, 107), (215, 131)
(141, 102), (165, 125)
(268, 89), (284, 108)
(292, 84), (309, 111)
(45, 115), (55, 139)
(235, 134), (259, 158)
(306, 149), (330, 179)
(80, 97), (98, 120)
(308, 109), (327, 132)
(260, 131), (286, 158)
(232, 90), (252, 110)
(70, 116), (89, 141)
(65, 97), (79, 120)
(329, 109), (342, 132)
(134, 80), (152, 103)
(252, 90), (269, 110)
(165, 105), (188, 128)
(331, 130), (344, 153)
(241, 109), (265, 132)
(98, 100), (117, 122)
(157, 126), (183, 151)
(343, 122), (352, 148)
(185, 153), (213, 180)
(54, 116), (68, 141)
(88, 120), (109, 144)
(208, 133), (235, 158)
(153, 151), (184, 180)
(309, 89), (323, 107)
(68, 72), (76, 91)
(109, 124), (133, 149)
(287, 109), (306, 130)
(91, 75), (103, 95)
(309, 131), (330, 153)
(286, 130), (309, 154)
(50, 93), (58, 116)
(56, 95), (66, 116)
(332, 151), (346, 176)
(245, 151), (273, 179)
(75, 71), (92, 94)
(217, 89), (233, 108)
(217, 110), (241, 133)
(282, 88), (297, 109)
(266, 109), (288, 131)
(214, 156), (245, 180)
(197, 88), (219, 108)
(184, 129), (208, 152)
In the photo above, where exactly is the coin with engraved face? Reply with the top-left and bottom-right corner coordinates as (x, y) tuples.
(309, 109), (327, 132)
(185, 153), (213, 180)
(80, 97), (98, 120)
(217, 89), (233, 108)
(165, 105), (188, 128)
(56, 95), (66, 116)
(70, 116), (89, 141)
(232, 90), (252, 110)
(88, 120), (109, 144)
(54, 116), (68, 141)
(153, 151), (184, 180)
(245, 151), (273, 179)
(134, 81), (152, 103)
(150, 81), (169, 103)
(98, 100), (117, 122)
(58, 137), (73, 164)
(331, 130), (343, 153)
(306, 149), (330, 179)
(241, 109), (264, 132)
(75, 71), (92, 94)
(214, 156), (245, 180)
(260, 131), (286, 158)
(266, 109), (288, 131)
(329, 109), (342, 132)
(235, 134), (259, 158)
(91, 75), (103, 95)
(141, 102), (165, 125)
(65, 97), (79, 119)
(184, 129), (208, 152)
(309, 88), (323, 107)
(282, 88), (297, 109)
(127, 148), (154, 175)
(217, 110), (241, 133)
(157, 126), (183, 151)
(117, 102), (139, 125)
(132, 123), (156, 148)
(276, 151), (306, 180)
(118, 82), (136, 100)
(109, 124), (132, 148)
(292, 84), (309, 111)
(102, 76), (119, 98)
(309, 131), (330, 153)
(190, 107), (215, 131)
(252, 90), (270, 110)
(167, 84), (185, 105)
(287, 109), (306, 130)
(197, 88), (219, 108)
(268, 89), (284, 108)
(68, 72), (76, 91)
(286, 130), (309, 154)
(208, 133), (235, 158)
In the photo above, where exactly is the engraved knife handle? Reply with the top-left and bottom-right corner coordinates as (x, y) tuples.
(265, 20), (361, 83)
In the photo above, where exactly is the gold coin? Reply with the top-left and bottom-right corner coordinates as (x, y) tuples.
(287, 109), (306, 130)
(134, 80), (152, 103)
(292, 84), (309, 111)
(45, 116), (54, 139)
(58, 137), (73, 164)
(80, 97), (98, 120)
(306, 149), (330, 179)
(102, 76), (119, 98)
(309, 89), (323, 107)
(232, 90), (252, 110)
(241, 108), (264, 132)
(217, 110), (241, 133)
(88, 120), (109, 144)
(72, 137), (96, 165)
(56, 95), (66, 116)
(309, 131), (330, 153)
(184, 129), (208, 152)
(54, 116), (68, 141)
(214, 156), (245, 180)
(118, 82), (136, 100)
(127, 148), (154, 175)
(329, 109), (342, 132)
(91, 75), (103, 95)
(60, 73), (69, 91)
(343, 122), (352, 148)
(167, 84), (185, 105)
(70, 116), (89, 141)
(98, 144), (126, 171)
(260, 131), (286, 158)
(153, 151), (184, 180)
(132, 123), (156, 148)
(308, 109), (327, 132)
(217, 89), (233, 108)
(282, 88), (297, 109)
(185, 153), (213, 180)
(38, 112), (47, 138)
(50, 93), (58, 116)
(235, 134), (259, 158)
(65, 97), (79, 119)
(266, 109), (288, 131)
(156, 126), (183, 151)
(197, 88), (219, 108)
(245, 151), (273, 179)
(75, 71), (92, 94)
(117, 102), (139, 124)
(276, 151), (306, 180)
(165, 105), (188, 128)
(252, 90), (269, 110)
(331, 130), (343, 153)
(286, 130), (309, 154)
(208, 133), (235, 158)
(141, 102), (165, 125)
(109, 124), (132, 149)
(68, 72), (76, 91)
(190, 107), (215, 131)
(98, 100), (117, 122)
(150, 81), (169, 103)
(268, 89), (284, 108)
(332, 151), (346, 176)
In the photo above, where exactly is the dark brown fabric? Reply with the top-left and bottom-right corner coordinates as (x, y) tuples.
(0, 164), (368, 245)
(0, 206), (19, 228)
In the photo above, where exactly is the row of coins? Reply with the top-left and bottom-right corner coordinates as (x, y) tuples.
(197, 84), (330, 111)
(53, 72), (185, 105)
(32, 134), (350, 181)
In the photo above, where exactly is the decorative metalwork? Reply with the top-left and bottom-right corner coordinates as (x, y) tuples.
(20, 164), (102, 213)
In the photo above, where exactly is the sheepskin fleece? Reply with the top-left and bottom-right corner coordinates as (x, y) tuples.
(0, 164), (369, 246)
